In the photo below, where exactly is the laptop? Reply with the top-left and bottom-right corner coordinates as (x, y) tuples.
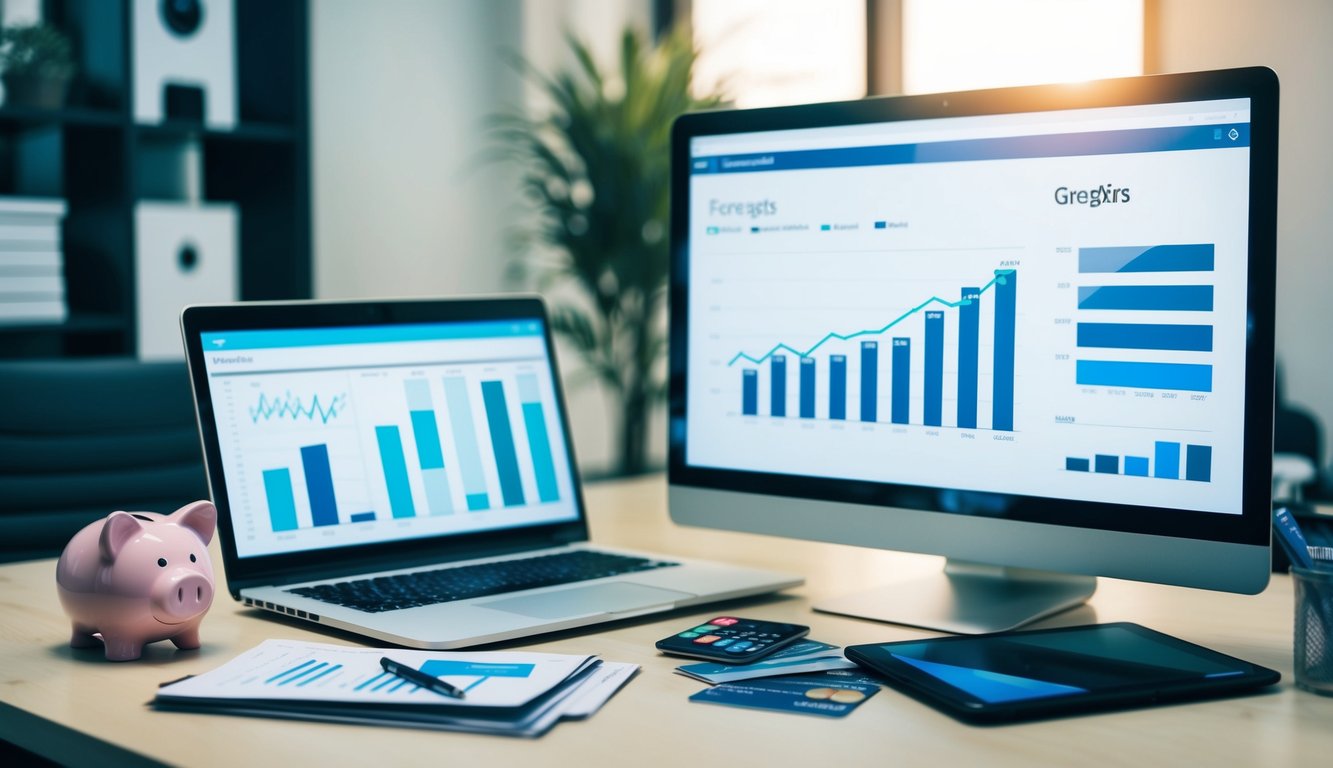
(181, 297), (800, 649)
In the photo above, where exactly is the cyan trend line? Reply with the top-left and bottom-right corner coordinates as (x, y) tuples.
(249, 391), (348, 424)
(727, 269), (1015, 366)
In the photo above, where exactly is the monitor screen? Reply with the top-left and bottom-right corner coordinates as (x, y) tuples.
(195, 319), (581, 559)
(668, 69), (1277, 607)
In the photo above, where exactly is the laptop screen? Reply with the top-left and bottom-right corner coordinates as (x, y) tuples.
(196, 318), (581, 559)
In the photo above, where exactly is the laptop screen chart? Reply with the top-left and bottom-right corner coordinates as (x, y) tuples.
(200, 320), (581, 559)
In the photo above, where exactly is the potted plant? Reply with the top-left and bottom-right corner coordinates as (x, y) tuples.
(0, 23), (75, 109)
(494, 27), (725, 477)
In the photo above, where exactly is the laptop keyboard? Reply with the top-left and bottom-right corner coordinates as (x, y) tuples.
(287, 550), (680, 613)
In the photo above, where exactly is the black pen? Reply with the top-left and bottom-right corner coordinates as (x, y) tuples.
(379, 656), (466, 699)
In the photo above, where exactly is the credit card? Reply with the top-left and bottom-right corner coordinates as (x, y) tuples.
(689, 669), (880, 718)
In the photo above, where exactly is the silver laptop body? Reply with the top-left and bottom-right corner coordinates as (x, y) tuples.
(181, 297), (799, 649)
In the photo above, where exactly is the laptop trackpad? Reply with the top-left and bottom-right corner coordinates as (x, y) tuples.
(480, 582), (693, 619)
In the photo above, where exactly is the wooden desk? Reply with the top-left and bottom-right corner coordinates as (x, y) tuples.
(2, 475), (1331, 766)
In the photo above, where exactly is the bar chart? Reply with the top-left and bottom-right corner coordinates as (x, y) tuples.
(1074, 243), (1215, 393)
(732, 268), (1017, 431)
(253, 371), (565, 536)
(1065, 441), (1212, 482)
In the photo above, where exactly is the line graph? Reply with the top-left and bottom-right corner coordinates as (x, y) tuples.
(727, 269), (1015, 366)
(249, 391), (348, 424)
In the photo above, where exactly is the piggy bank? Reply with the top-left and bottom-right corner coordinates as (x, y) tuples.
(56, 501), (217, 661)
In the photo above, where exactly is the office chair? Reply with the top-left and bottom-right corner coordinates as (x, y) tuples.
(0, 358), (209, 563)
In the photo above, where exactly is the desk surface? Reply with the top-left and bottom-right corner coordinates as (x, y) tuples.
(2, 475), (1331, 766)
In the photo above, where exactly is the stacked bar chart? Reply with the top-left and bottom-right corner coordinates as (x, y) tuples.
(1065, 440), (1212, 482)
(731, 268), (1016, 431)
(1074, 244), (1214, 392)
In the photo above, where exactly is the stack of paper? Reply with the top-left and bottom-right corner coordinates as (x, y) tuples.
(152, 639), (637, 737)
(0, 197), (66, 324)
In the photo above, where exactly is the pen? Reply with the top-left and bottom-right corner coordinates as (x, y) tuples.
(379, 656), (466, 699)
(1272, 507), (1315, 570)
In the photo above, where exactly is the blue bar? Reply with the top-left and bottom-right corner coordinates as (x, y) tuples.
(443, 377), (490, 511)
(1077, 323), (1213, 351)
(771, 356), (787, 417)
(408, 411), (445, 469)
(201, 319), (543, 352)
(1078, 244), (1214, 273)
(1124, 456), (1150, 476)
(278, 662), (328, 686)
(829, 356), (847, 420)
(300, 444), (339, 527)
(266, 659), (317, 684)
(375, 426), (416, 519)
(355, 672), (389, 691)
(799, 358), (816, 418)
(958, 287), (980, 429)
(1186, 444), (1212, 482)
(1095, 454), (1119, 474)
(992, 271), (1016, 431)
(350, 511), (376, 523)
(742, 369), (758, 415)
(924, 312), (943, 427)
(1076, 360), (1213, 392)
(263, 468), (298, 532)
(1155, 441), (1181, 479)
(891, 338), (910, 425)
(518, 373), (559, 503)
(694, 125), (1250, 175)
(403, 380), (454, 514)
(1066, 457), (1090, 472)
(1077, 285), (1213, 311)
(860, 342), (878, 422)
(481, 380), (526, 506)
(297, 663), (343, 687)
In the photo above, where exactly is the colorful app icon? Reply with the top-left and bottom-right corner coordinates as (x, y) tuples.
(694, 635), (722, 644)
(711, 617), (739, 626)
(678, 632), (700, 639)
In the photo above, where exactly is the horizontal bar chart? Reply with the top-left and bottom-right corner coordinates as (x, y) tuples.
(1076, 323), (1213, 352)
(1078, 244), (1214, 273)
(1066, 441), (1210, 482)
(1077, 285), (1213, 311)
(1075, 360), (1213, 392)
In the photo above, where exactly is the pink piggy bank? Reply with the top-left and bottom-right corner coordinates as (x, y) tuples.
(56, 501), (217, 661)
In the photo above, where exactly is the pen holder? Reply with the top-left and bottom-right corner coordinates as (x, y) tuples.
(1292, 565), (1333, 695)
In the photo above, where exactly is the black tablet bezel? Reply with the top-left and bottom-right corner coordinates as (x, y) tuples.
(181, 297), (591, 596)
(843, 622), (1279, 724)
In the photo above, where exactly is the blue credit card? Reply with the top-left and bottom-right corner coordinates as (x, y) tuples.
(689, 669), (881, 718)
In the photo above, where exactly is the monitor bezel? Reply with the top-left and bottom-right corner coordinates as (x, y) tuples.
(181, 296), (591, 595)
(667, 68), (1277, 556)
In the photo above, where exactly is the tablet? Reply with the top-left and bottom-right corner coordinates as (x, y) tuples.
(844, 622), (1279, 723)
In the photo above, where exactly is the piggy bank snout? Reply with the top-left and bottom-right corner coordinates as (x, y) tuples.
(152, 571), (214, 623)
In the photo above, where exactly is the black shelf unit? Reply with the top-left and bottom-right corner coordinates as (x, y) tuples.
(0, 0), (310, 358)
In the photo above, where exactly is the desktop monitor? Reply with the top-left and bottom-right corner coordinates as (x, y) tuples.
(667, 67), (1278, 634)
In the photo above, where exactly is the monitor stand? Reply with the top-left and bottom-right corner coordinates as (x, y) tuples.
(813, 560), (1097, 634)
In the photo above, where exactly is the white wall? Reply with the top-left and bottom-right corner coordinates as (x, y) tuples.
(311, 0), (523, 300)
(311, 0), (657, 477)
(1153, 0), (1333, 459)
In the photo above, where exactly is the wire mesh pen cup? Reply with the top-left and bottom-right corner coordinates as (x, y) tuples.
(1292, 565), (1333, 695)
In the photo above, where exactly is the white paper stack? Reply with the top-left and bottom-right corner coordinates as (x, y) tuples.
(152, 639), (638, 738)
(0, 197), (67, 324)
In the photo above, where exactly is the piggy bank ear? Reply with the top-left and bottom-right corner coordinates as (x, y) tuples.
(169, 500), (217, 545)
(99, 511), (145, 562)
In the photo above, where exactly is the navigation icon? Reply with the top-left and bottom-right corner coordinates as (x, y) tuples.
(1227, 128), (1239, 141)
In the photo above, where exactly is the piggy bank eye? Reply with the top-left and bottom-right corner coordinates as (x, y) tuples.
(157, 558), (167, 567)
(190, 554), (197, 562)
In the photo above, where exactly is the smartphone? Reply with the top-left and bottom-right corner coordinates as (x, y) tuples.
(655, 616), (810, 664)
